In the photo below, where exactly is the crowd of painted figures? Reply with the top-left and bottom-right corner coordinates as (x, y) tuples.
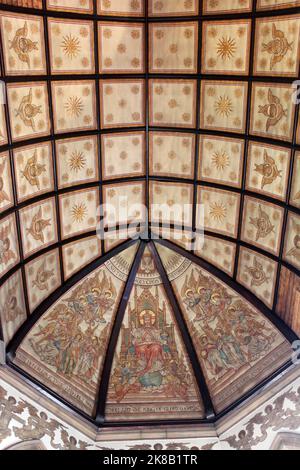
(29, 269), (117, 385)
(181, 268), (278, 379)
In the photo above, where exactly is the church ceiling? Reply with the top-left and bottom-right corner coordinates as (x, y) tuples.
(0, 0), (299, 427)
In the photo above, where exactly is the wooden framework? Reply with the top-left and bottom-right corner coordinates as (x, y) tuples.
(0, 0), (299, 428)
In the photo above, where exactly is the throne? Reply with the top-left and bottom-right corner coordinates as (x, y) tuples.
(119, 286), (178, 366)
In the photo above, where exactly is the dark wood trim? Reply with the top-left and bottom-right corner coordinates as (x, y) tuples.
(95, 241), (146, 425)
(148, 241), (215, 420)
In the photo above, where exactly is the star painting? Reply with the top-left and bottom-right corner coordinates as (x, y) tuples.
(200, 81), (248, 133)
(197, 187), (240, 238)
(59, 189), (99, 239)
(48, 18), (95, 74)
(202, 20), (251, 75)
(52, 81), (96, 133)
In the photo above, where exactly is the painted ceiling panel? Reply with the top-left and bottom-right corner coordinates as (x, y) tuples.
(0, 0), (299, 427)
(156, 243), (291, 413)
(106, 246), (204, 422)
(13, 244), (138, 415)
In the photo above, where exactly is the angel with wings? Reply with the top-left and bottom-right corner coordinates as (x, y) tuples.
(13, 404), (61, 441)
(0, 386), (26, 443)
(52, 429), (89, 450)
(0, 222), (16, 267)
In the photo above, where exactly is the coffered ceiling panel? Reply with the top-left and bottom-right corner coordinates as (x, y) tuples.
(0, 0), (299, 429)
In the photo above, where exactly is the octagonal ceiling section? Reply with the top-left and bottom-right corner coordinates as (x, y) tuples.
(0, 0), (299, 426)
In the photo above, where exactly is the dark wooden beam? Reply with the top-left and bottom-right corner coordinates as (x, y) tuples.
(148, 241), (216, 420)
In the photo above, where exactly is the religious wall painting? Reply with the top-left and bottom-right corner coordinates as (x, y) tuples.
(246, 143), (290, 201)
(13, 142), (54, 202)
(156, 244), (291, 413)
(19, 198), (57, 258)
(48, 18), (95, 75)
(203, 0), (253, 14)
(283, 212), (300, 271)
(237, 247), (277, 308)
(59, 188), (99, 240)
(98, 0), (145, 16)
(0, 269), (26, 344)
(102, 132), (145, 180)
(250, 83), (295, 141)
(103, 182), (146, 228)
(254, 16), (300, 77)
(56, 136), (98, 189)
(99, 22), (145, 74)
(197, 187), (240, 238)
(199, 136), (244, 188)
(100, 80), (145, 129)
(52, 81), (96, 134)
(62, 236), (102, 280)
(150, 181), (193, 228)
(241, 197), (284, 256)
(47, 0), (93, 13)
(290, 152), (300, 209)
(148, 0), (199, 16)
(0, 152), (14, 214)
(0, 213), (19, 279)
(200, 81), (248, 134)
(149, 79), (197, 128)
(202, 20), (251, 75)
(150, 132), (195, 179)
(0, 13), (46, 75)
(7, 83), (50, 142)
(105, 248), (204, 422)
(149, 22), (198, 74)
(14, 245), (137, 415)
(25, 249), (61, 313)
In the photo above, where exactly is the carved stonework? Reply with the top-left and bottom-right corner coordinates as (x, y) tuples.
(223, 387), (300, 450)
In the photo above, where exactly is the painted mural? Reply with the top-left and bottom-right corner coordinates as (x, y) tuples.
(106, 247), (204, 421)
(156, 244), (291, 413)
(14, 245), (138, 415)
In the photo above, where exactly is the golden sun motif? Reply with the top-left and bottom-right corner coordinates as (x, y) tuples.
(64, 96), (84, 118)
(68, 151), (86, 172)
(209, 202), (227, 223)
(71, 202), (87, 223)
(211, 151), (230, 172)
(215, 95), (233, 117)
(217, 36), (237, 60)
(61, 34), (81, 59)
